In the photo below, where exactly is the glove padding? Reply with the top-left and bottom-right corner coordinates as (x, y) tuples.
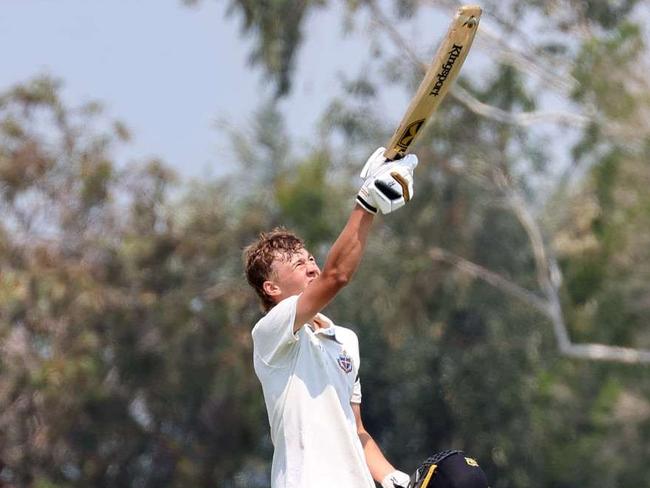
(381, 469), (411, 488)
(356, 147), (418, 215)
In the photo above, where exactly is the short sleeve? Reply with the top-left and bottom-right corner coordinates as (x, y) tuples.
(346, 328), (362, 404)
(351, 375), (362, 404)
(251, 295), (300, 366)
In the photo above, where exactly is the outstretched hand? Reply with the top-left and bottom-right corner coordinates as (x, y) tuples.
(356, 147), (418, 215)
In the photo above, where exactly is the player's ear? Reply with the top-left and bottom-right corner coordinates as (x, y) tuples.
(263, 280), (281, 298)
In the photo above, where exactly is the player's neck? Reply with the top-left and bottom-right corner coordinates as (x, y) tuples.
(308, 315), (329, 330)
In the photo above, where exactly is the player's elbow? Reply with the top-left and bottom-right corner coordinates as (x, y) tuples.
(321, 268), (352, 289)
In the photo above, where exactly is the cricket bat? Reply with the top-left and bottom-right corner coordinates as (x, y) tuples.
(384, 5), (482, 161)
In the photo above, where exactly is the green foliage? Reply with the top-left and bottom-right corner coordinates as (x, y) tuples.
(573, 22), (644, 119)
(577, 0), (640, 29)
(205, 0), (329, 96)
(0, 77), (267, 487)
(275, 151), (340, 244)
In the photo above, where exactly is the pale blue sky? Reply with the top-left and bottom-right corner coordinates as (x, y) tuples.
(1, 0), (386, 180)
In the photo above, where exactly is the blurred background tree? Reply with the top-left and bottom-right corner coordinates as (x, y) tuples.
(1, 0), (650, 487)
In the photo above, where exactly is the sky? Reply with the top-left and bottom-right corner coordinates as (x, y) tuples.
(1, 0), (385, 180)
(2, 0), (612, 191)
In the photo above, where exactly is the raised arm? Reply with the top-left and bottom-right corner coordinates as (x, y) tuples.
(294, 205), (373, 329)
(293, 148), (418, 331)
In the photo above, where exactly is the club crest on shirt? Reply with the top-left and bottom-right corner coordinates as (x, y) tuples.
(337, 352), (353, 374)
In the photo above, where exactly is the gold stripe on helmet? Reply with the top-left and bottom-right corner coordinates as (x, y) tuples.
(420, 464), (438, 487)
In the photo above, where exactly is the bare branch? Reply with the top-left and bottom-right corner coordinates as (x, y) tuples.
(430, 246), (650, 364)
(495, 171), (553, 292)
(429, 246), (549, 313)
(562, 343), (650, 364)
(430, 149), (650, 364)
(367, 1), (586, 124)
(496, 166), (650, 363)
(451, 85), (590, 127)
(367, 0), (645, 146)
(429, 0), (580, 93)
(366, 0), (425, 70)
(367, 0), (650, 364)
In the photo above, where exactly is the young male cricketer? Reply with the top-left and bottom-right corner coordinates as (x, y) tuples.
(244, 148), (418, 488)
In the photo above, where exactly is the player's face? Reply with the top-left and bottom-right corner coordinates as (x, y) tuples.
(269, 248), (320, 301)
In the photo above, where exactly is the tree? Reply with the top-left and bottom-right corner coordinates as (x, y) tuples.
(0, 77), (268, 487)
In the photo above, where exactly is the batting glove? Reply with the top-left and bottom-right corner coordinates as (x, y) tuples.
(356, 147), (388, 214)
(381, 469), (411, 488)
(356, 147), (418, 215)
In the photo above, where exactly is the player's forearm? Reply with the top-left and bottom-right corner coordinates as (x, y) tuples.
(320, 205), (374, 285)
(358, 430), (396, 482)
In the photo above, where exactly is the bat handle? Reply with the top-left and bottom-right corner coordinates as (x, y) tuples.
(386, 153), (405, 162)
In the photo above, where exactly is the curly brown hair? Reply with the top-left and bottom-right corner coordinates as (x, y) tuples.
(243, 228), (305, 311)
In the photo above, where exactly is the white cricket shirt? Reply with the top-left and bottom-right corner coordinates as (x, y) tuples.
(252, 295), (375, 488)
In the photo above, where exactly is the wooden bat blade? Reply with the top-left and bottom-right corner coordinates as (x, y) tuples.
(384, 5), (482, 161)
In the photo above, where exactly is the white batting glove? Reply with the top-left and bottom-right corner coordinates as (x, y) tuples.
(381, 469), (411, 488)
(356, 147), (418, 215)
(356, 147), (388, 214)
(369, 154), (417, 214)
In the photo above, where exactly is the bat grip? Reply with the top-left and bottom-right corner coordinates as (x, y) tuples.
(385, 152), (405, 162)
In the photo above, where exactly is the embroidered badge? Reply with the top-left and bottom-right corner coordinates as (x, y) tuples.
(337, 352), (353, 374)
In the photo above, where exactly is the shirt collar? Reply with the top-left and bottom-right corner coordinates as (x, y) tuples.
(309, 314), (342, 343)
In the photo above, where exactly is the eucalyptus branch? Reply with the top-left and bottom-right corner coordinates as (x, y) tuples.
(368, 0), (650, 364)
(562, 343), (650, 363)
(451, 85), (590, 127)
(431, 0), (580, 92)
(428, 158), (650, 364)
(430, 245), (650, 364)
(428, 247), (548, 313)
(503, 176), (650, 364)
(367, 0), (585, 125)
